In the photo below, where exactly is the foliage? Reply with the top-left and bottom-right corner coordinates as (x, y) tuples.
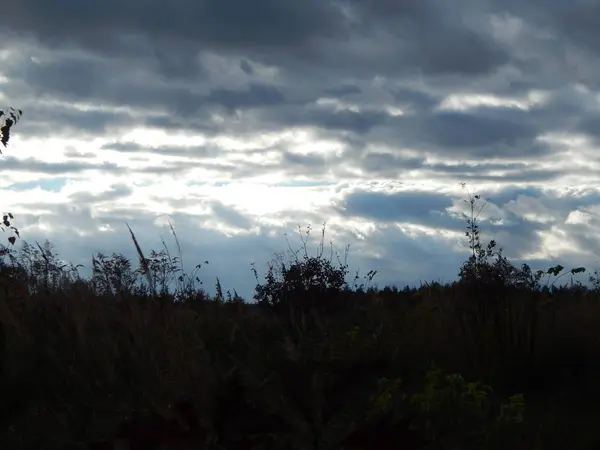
(0, 107), (22, 149)
(0, 179), (598, 449)
(0, 107), (22, 249)
(368, 367), (525, 449)
(252, 224), (350, 313)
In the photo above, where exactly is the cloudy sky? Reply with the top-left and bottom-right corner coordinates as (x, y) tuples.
(2, 0), (600, 297)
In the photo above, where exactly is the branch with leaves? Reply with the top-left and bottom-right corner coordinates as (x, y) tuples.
(0, 107), (23, 150)
(0, 107), (22, 250)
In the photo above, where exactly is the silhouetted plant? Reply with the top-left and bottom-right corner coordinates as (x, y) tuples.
(91, 252), (139, 297)
(0, 108), (22, 250)
(457, 183), (586, 290)
(0, 213), (19, 249)
(0, 107), (22, 149)
(252, 224), (349, 312)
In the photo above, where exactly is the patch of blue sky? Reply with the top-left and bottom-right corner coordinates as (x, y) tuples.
(10, 178), (67, 192)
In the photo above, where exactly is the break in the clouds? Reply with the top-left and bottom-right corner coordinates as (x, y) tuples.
(2, 0), (600, 297)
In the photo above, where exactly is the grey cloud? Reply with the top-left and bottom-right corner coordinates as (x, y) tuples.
(425, 161), (532, 174)
(210, 201), (253, 230)
(264, 106), (389, 135)
(68, 184), (133, 204)
(205, 83), (285, 111)
(322, 109), (387, 134)
(133, 164), (195, 175)
(335, 186), (575, 263)
(361, 152), (426, 175)
(15, 103), (138, 139)
(64, 148), (96, 159)
(486, 187), (600, 221)
(5, 52), (207, 115)
(0, 156), (124, 175)
(20, 55), (103, 100)
(412, 26), (509, 75)
(239, 59), (254, 75)
(153, 44), (206, 81)
(422, 110), (536, 148)
(323, 85), (362, 98)
(485, 221), (548, 259)
(281, 151), (328, 170)
(0, 156), (194, 178)
(493, 0), (600, 56)
(342, 0), (509, 75)
(101, 141), (222, 159)
(361, 108), (550, 160)
(434, 168), (564, 183)
(0, 0), (347, 55)
(0, 0), (512, 82)
(575, 114), (600, 145)
(339, 190), (454, 223)
(9, 51), (289, 118)
(143, 114), (221, 135)
(390, 87), (440, 113)
(101, 142), (145, 152)
(344, 223), (468, 288)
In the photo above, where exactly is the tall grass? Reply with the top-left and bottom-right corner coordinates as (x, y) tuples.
(0, 194), (599, 448)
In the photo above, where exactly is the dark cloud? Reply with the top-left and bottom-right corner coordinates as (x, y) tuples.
(239, 58), (254, 75)
(575, 113), (600, 145)
(15, 102), (138, 139)
(411, 27), (509, 76)
(264, 106), (389, 135)
(323, 85), (362, 98)
(20, 54), (104, 100)
(4, 53), (207, 116)
(390, 87), (440, 113)
(421, 109), (536, 149)
(205, 83), (286, 112)
(0, 0), (513, 82)
(339, 190), (454, 223)
(492, 0), (600, 56)
(0, 0), (347, 56)
(210, 201), (253, 230)
(363, 108), (549, 160)
(361, 152), (426, 175)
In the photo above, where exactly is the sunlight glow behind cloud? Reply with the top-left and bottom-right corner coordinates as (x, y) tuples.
(3, 0), (600, 296)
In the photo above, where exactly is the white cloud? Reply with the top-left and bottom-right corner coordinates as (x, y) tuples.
(2, 0), (600, 296)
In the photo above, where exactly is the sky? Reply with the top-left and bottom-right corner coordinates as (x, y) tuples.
(2, 0), (600, 298)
